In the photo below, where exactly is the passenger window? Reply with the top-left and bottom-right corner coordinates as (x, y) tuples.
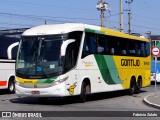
(82, 32), (97, 58)
(144, 42), (150, 57)
(97, 36), (105, 53)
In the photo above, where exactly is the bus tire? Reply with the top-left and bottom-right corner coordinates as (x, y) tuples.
(128, 78), (136, 95)
(7, 78), (15, 94)
(79, 82), (88, 103)
(135, 79), (142, 94)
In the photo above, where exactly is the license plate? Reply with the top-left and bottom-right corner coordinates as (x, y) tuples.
(31, 91), (40, 95)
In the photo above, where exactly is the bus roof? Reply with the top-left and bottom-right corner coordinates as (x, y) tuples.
(22, 23), (85, 36)
(22, 23), (149, 42)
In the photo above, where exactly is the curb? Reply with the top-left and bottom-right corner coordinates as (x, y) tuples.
(143, 93), (160, 110)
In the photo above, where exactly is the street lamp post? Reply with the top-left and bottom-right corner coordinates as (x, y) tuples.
(125, 0), (133, 34)
(96, 0), (109, 27)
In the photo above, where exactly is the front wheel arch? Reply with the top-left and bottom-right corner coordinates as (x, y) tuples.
(78, 78), (91, 103)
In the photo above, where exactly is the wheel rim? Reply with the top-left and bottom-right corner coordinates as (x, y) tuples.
(9, 81), (14, 92)
(137, 80), (141, 91)
(130, 81), (135, 94)
(86, 85), (91, 94)
(131, 84), (134, 93)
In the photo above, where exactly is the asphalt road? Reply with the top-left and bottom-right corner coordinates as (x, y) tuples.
(0, 85), (159, 120)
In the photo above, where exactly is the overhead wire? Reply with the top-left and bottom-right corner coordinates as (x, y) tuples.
(0, 0), (160, 34)
(0, 0), (94, 11)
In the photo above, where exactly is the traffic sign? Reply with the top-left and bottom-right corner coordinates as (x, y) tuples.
(152, 46), (160, 56)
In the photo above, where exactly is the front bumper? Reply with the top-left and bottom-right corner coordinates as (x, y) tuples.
(15, 82), (66, 97)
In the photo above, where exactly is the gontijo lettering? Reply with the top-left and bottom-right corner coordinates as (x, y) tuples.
(121, 59), (140, 66)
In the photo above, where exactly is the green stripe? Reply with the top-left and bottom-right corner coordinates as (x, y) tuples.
(37, 76), (58, 84)
(94, 55), (122, 85)
(85, 28), (104, 35)
(104, 56), (122, 84)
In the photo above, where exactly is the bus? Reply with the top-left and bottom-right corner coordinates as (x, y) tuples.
(0, 35), (19, 93)
(15, 23), (151, 102)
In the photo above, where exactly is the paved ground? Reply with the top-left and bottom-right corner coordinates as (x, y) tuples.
(143, 82), (160, 109)
(143, 92), (160, 109)
(0, 85), (159, 120)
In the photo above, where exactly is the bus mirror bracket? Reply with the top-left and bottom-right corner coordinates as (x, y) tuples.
(7, 42), (19, 59)
(61, 39), (75, 56)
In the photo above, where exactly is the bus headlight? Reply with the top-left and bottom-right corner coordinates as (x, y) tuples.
(52, 76), (68, 86)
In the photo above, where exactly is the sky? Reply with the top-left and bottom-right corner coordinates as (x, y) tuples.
(0, 0), (160, 36)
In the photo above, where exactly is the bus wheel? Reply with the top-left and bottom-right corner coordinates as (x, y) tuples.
(7, 79), (15, 94)
(128, 78), (136, 95)
(135, 79), (142, 94)
(79, 82), (88, 103)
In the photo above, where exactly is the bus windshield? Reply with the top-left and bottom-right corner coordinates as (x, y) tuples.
(16, 34), (66, 79)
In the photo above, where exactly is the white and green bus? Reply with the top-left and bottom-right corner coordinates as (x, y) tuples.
(15, 23), (151, 102)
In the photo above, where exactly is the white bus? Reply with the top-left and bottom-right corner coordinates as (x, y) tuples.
(15, 23), (150, 102)
(0, 35), (19, 93)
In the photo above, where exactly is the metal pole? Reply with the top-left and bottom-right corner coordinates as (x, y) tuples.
(101, 0), (104, 27)
(154, 40), (157, 96)
(128, 0), (131, 34)
(96, 0), (109, 27)
(101, 9), (104, 27)
(125, 0), (132, 34)
(155, 56), (157, 95)
(128, 11), (131, 34)
(120, 0), (123, 32)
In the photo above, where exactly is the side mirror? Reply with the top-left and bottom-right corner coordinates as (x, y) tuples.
(61, 39), (75, 56)
(7, 42), (19, 59)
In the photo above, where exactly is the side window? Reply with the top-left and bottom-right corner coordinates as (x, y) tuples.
(90, 35), (97, 53)
(64, 43), (75, 71)
(97, 35), (105, 54)
(119, 38), (128, 55)
(128, 40), (136, 56)
(68, 31), (82, 61)
(136, 41), (144, 57)
(82, 36), (89, 53)
(64, 31), (82, 72)
(114, 39), (120, 55)
(82, 32), (97, 58)
(107, 36), (120, 55)
(81, 33), (150, 58)
(144, 42), (150, 57)
(108, 37), (115, 55)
